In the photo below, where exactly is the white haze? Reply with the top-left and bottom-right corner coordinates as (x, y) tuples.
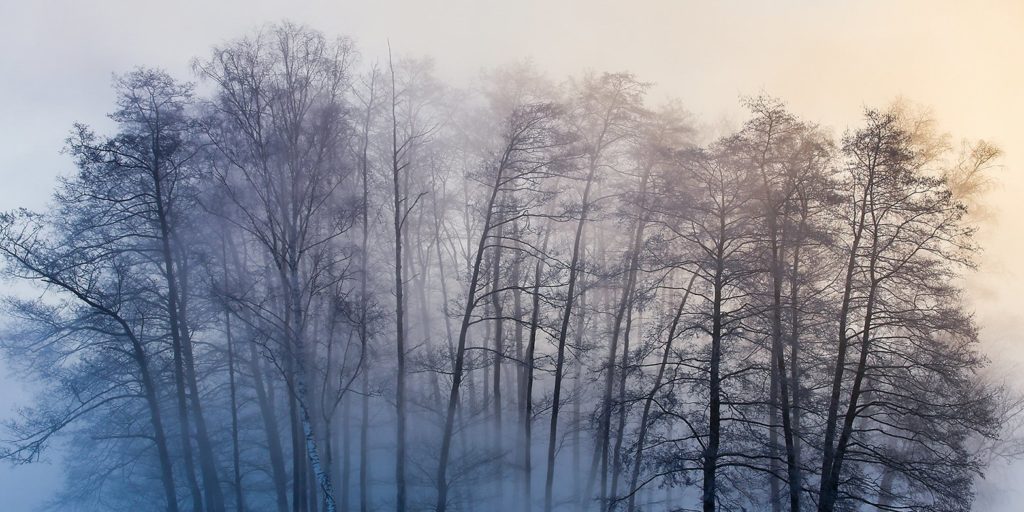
(2, 1), (1023, 510)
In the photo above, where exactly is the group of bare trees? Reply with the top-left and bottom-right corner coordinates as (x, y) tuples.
(0, 22), (1009, 512)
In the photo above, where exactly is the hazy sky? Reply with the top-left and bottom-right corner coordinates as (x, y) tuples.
(2, 1), (1023, 509)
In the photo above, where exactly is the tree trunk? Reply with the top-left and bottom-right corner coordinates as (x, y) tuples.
(435, 146), (510, 512)
(225, 306), (245, 512)
(132, 333), (181, 512)
(511, 221), (527, 505)
(819, 159), (876, 512)
(609, 300), (635, 509)
(150, 134), (225, 511)
(154, 199), (204, 512)
(544, 158), (598, 512)
(766, 212), (800, 512)
(599, 168), (651, 510)
(627, 274), (696, 512)
(357, 69), (376, 512)
(249, 341), (290, 512)
(340, 388), (351, 512)
(522, 229), (551, 512)
(176, 256), (227, 512)
(491, 209), (506, 499)
(820, 265), (880, 512)
(786, 203), (808, 508)
(703, 247), (724, 512)
(388, 54), (409, 512)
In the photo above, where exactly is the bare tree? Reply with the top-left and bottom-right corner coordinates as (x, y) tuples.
(196, 22), (357, 512)
(436, 96), (565, 512)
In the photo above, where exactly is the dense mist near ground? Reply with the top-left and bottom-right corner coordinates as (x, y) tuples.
(4, 4), (1024, 512)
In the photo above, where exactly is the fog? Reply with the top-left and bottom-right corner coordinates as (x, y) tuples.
(2, 2), (1023, 511)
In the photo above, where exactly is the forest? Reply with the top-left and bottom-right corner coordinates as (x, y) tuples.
(0, 21), (1013, 512)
